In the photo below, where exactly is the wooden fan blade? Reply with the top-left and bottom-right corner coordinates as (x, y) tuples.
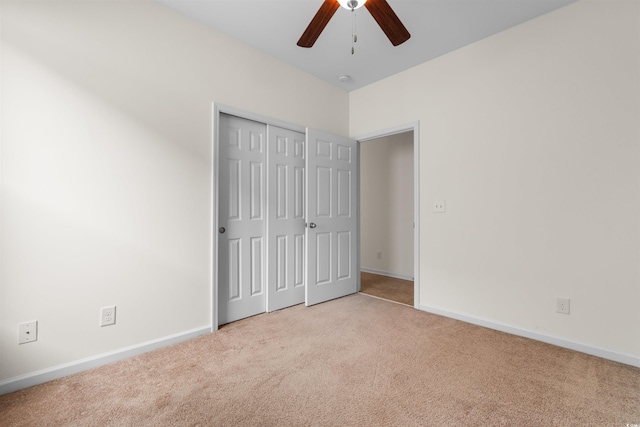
(364, 0), (410, 46)
(297, 0), (340, 48)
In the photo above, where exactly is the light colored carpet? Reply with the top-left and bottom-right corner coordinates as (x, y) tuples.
(1, 293), (639, 426)
(360, 271), (413, 306)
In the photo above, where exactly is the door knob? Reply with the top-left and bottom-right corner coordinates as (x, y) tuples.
(309, 223), (317, 229)
(219, 227), (226, 234)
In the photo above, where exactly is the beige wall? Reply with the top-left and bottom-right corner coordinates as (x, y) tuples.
(351, 0), (640, 359)
(360, 132), (414, 279)
(2, 0), (639, 386)
(0, 0), (348, 381)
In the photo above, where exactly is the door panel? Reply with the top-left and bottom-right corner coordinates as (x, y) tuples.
(316, 232), (331, 284)
(218, 114), (267, 324)
(306, 129), (358, 306)
(294, 234), (305, 286)
(266, 126), (306, 312)
(251, 237), (263, 295)
(294, 167), (304, 218)
(276, 236), (287, 290)
(337, 169), (351, 217)
(228, 160), (240, 220)
(337, 231), (351, 279)
(316, 167), (332, 217)
(228, 238), (241, 299)
(250, 162), (263, 219)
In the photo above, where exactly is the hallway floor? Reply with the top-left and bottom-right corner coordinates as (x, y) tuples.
(360, 272), (413, 306)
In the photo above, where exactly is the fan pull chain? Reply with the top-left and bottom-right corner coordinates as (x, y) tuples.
(351, 9), (357, 55)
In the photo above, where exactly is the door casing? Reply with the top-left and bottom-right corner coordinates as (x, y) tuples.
(354, 122), (421, 308)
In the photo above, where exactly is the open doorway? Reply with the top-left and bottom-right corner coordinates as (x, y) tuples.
(359, 129), (416, 306)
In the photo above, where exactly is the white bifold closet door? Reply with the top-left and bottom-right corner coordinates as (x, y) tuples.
(218, 114), (267, 324)
(305, 128), (358, 306)
(266, 126), (307, 312)
(218, 114), (357, 326)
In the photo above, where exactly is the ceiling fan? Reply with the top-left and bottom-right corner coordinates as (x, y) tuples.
(297, 0), (410, 48)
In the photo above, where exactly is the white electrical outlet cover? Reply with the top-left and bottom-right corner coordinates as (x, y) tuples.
(100, 306), (117, 327)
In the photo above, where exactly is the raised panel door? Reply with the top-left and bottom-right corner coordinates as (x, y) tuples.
(218, 114), (267, 324)
(306, 129), (358, 306)
(266, 126), (306, 312)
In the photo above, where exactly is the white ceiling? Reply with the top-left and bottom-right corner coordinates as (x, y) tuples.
(154, 0), (578, 91)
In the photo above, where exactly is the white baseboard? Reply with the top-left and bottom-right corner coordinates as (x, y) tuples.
(419, 305), (640, 368)
(361, 267), (413, 282)
(4, 308), (636, 396)
(0, 326), (211, 395)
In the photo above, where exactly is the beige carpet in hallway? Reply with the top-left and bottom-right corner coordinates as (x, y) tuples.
(360, 271), (413, 306)
(1, 293), (639, 426)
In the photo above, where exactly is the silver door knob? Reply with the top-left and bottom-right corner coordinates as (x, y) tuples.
(219, 227), (226, 234)
(309, 223), (317, 229)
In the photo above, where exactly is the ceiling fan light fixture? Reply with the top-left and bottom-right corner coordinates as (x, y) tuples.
(338, 0), (366, 10)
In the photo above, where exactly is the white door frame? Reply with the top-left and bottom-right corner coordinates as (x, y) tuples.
(354, 122), (420, 309)
(211, 103), (306, 331)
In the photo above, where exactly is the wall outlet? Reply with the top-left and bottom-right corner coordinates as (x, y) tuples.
(376, 251), (382, 260)
(18, 321), (38, 344)
(433, 200), (446, 213)
(100, 306), (116, 327)
(556, 297), (570, 315)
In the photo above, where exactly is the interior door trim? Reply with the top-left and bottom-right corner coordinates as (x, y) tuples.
(354, 121), (421, 309)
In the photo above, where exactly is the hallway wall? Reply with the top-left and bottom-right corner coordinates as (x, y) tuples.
(360, 132), (414, 279)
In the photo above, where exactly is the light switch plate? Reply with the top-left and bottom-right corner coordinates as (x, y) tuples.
(433, 200), (446, 213)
